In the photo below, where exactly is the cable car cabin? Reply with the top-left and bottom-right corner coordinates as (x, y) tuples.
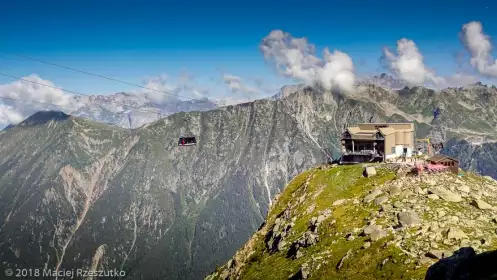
(178, 137), (196, 146)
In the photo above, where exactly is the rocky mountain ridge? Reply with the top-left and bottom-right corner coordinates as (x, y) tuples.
(1, 92), (219, 130)
(0, 99), (325, 280)
(1, 82), (497, 280)
(206, 164), (497, 280)
(359, 73), (407, 90)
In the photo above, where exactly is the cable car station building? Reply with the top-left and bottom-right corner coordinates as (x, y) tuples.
(340, 123), (415, 163)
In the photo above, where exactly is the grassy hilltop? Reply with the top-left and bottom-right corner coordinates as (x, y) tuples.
(207, 164), (497, 280)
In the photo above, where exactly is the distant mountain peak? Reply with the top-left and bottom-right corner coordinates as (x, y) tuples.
(361, 73), (407, 90)
(18, 110), (71, 127)
(2, 123), (15, 131)
(271, 84), (308, 100)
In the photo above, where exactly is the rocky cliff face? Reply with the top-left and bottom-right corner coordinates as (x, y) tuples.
(0, 100), (325, 280)
(1, 92), (219, 130)
(1, 83), (497, 280)
(360, 73), (407, 90)
(206, 164), (497, 280)
(444, 138), (497, 180)
(70, 93), (219, 128)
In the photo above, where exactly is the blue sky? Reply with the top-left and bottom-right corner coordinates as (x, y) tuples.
(0, 0), (496, 97)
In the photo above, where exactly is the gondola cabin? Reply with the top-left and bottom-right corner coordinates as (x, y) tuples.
(178, 137), (196, 146)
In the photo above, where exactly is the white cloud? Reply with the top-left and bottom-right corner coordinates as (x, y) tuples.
(382, 39), (447, 87)
(0, 74), (83, 124)
(139, 74), (211, 104)
(260, 30), (356, 93)
(0, 104), (24, 125)
(140, 74), (182, 104)
(0, 74), (76, 107)
(0, 71), (254, 128)
(460, 21), (497, 77)
(222, 74), (260, 96)
(382, 38), (480, 88)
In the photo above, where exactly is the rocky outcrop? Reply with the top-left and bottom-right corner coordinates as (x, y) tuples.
(207, 164), (497, 280)
(265, 208), (295, 253)
(445, 138), (497, 180)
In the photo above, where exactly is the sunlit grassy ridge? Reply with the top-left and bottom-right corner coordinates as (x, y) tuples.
(208, 165), (427, 279)
(207, 164), (497, 280)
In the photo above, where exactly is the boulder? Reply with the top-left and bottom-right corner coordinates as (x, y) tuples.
(447, 227), (468, 240)
(337, 249), (353, 270)
(414, 186), (424, 194)
(333, 199), (346, 206)
(389, 185), (402, 196)
(456, 185), (470, 193)
(364, 167), (377, 177)
(428, 187), (462, 203)
(300, 263), (310, 279)
(370, 228), (387, 241)
(381, 204), (393, 213)
(363, 225), (382, 235)
(290, 263), (310, 280)
(471, 199), (493, 210)
(393, 201), (403, 208)
(295, 250), (303, 259)
(428, 194), (440, 200)
(374, 196), (388, 205)
(398, 212), (421, 227)
(363, 225), (387, 241)
(426, 250), (445, 260)
(364, 189), (382, 203)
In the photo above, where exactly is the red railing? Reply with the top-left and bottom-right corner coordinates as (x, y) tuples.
(413, 163), (449, 174)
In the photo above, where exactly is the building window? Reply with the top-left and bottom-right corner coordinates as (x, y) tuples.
(391, 147), (395, 154)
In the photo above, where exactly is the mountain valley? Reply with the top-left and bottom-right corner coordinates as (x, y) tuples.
(1, 82), (497, 279)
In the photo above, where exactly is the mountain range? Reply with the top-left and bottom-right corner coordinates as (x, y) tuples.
(1, 73), (416, 130)
(1, 80), (497, 279)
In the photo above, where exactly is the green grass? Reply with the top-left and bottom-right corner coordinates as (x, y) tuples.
(233, 165), (429, 279)
(211, 165), (497, 280)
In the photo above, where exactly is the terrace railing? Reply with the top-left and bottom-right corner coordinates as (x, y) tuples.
(343, 150), (377, 155)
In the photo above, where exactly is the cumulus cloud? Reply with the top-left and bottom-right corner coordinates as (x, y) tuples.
(0, 104), (24, 125)
(0, 74), (75, 107)
(0, 74), (83, 125)
(460, 21), (497, 77)
(222, 74), (260, 97)
(140, 74), (182, 104)
(138, 74), (211, 104)
(382, 39), (447, 87)
(381, 38), (479, 88)
(260, 30), (356, 93)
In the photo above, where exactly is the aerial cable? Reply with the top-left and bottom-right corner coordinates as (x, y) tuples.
(0, 72), (88, 97)
(1, 51), (209, 103)
(0, 72), (161, 114)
